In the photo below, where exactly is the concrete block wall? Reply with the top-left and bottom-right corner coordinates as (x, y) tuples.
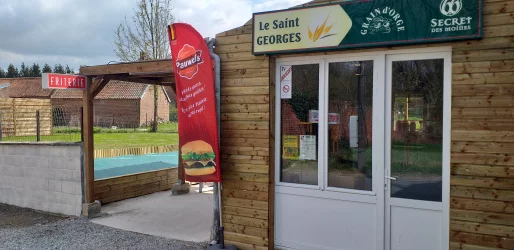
(0, 142), (84, 216)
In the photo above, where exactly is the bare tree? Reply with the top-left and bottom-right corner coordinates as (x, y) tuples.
(114, 0), (175, 132)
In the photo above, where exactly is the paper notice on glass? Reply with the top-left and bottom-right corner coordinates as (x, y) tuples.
(280, 80), (292, 99)
(280, 65), (292, 99)
(299, 135), (316, 160)
(282, 135), (299, 160)
(280, 65), (292, 82)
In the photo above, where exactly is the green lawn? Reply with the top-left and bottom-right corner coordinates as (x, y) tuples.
(3, 123), (179, 150)
(156, 122), (179, 133)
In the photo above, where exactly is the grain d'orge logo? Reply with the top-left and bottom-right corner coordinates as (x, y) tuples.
(176, 44), (203, 80)
(360, 6), (406, 35)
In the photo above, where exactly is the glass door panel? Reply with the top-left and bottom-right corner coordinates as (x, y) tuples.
(389, 59), (444, 202)
(327, 60), (374, 191)
(280, 64), (319, 185)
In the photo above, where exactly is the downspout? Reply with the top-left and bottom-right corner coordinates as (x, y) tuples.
(206, 37), (221, 244)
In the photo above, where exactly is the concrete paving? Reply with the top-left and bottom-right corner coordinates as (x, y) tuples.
(91, 184), (214, 243)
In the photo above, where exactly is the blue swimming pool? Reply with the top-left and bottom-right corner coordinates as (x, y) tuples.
(94, 151), (179, 180)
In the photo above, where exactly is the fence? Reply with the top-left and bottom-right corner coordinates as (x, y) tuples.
(95, 144), (179, 159)
(0, 98), (82, 143)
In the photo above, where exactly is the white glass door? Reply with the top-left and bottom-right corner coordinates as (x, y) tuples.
(384, 52), (451, 250)
(275, 55), (384, 250)
(274, 48), (450, 250)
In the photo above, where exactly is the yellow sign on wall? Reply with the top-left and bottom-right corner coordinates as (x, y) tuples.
(253, 5), (352, 55)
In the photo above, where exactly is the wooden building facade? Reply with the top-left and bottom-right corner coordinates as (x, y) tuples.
(214, 0), (514, 249)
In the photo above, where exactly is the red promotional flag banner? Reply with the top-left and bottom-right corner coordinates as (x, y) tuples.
(168, 23), (221, 183)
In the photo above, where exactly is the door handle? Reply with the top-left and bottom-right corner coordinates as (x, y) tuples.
(385, 176), (398, 181)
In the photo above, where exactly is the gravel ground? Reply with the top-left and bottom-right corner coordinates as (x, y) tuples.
(0, 204), (66, 229)
(0, 204), (207, 250)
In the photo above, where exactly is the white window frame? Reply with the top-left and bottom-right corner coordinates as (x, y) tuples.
(322, 55), (381, 196)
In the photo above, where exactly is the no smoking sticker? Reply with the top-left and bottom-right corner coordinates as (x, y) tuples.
(280, 65), (292, 99)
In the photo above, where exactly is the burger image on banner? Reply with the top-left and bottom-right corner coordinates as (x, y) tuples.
(181, 140), (216, 176)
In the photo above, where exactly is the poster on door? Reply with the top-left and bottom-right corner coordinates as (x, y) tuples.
(299, 135), (316, 160)
(280, 65), (292, 99)
(282, 135), (299, 160)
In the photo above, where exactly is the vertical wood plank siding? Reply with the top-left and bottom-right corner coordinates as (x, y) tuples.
(449, 1), (514, 249)
(215, 19), (270, 249)
(215, 0), (514, 249)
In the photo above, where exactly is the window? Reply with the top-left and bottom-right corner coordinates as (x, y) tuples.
(327, 61), (373, 191)
(280, 64), (319, 185)
(389, 59), (444, 202)
(276, 51), (448, 199)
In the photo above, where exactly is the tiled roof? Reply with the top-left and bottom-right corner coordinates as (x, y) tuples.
(52, 80), (149, 100)
(0, 78), (54, 98)
(162, 86), (176, 103)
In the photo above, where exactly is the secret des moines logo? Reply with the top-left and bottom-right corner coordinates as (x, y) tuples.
(440, 0), (463, 17)
(176, 44), (203, 80)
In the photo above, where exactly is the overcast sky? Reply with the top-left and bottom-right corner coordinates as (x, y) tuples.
(0, 0), (308, 72)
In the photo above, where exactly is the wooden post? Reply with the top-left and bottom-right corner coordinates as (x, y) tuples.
(80, 107), (84, 142)
(268, 57), (276, 250)
(12, 100), (16, 136)
(0, 113), (3, 141)
(36, 110), (40, 142)
(83, 76), (95, 203)
(153, 85), (158, 132)
(405, 97), (409, 121)
(178, 146), (185, 184)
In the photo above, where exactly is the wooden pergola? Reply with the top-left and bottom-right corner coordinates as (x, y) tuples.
(79, 59), (176, 203)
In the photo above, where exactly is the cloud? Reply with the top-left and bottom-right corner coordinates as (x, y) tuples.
(253, 0), (309, 12)
(0, 0), (309, 71)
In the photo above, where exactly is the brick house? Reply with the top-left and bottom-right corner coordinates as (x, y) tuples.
(0, 78), (175, 128)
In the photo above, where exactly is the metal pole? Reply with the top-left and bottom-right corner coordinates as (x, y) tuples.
(36, 110), (40, 142)
(208, 37), (223, 244)
(357, 64), (365, 172)
(218, 181), (224, 249)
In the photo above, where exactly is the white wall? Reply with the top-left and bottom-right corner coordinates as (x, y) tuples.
(0, 142), (84, 216)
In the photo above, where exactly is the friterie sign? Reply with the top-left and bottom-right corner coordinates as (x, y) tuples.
(42, 73), (86, 90)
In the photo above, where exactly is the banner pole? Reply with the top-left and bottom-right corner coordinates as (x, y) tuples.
(209, 37), (236, 250)
(218, 182), (224, 248)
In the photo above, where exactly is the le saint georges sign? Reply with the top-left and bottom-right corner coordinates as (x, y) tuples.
(252, 0), (482, 55)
